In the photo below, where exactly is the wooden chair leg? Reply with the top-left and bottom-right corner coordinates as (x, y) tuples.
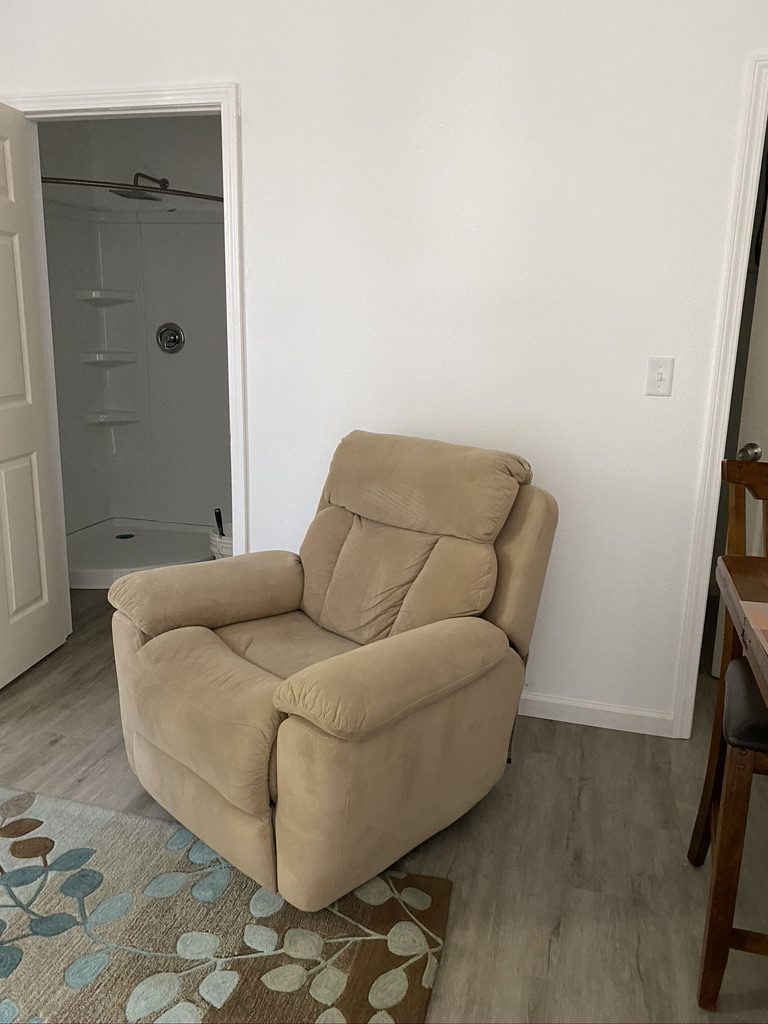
(697, 744), (755, 1011)
(688, 613), (741, 866)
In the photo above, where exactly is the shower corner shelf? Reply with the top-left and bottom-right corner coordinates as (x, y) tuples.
(76, 289), (135, 307)
(80, 350), (138, 366)
(86, 410), (139, 425)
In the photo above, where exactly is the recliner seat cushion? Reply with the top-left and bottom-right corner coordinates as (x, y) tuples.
(300, 431), (531, 644)
(215, 610), (358, 677)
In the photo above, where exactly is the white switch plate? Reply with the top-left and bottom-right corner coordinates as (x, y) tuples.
(645, 357), (674, 396)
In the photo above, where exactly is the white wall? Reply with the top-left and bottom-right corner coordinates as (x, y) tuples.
(4, 0), (768, 735)
(39, 116), (230, 532)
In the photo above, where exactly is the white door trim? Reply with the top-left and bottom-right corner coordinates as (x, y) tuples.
(2, 83), (249, 555)
(671, 59), (768, 737)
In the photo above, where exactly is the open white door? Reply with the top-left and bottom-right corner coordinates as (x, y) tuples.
(0, 102), (69, 688)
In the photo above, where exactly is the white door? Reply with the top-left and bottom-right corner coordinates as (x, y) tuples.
(0, 103), (69, 687)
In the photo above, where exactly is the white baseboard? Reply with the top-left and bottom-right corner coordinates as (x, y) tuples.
(518, 690), (677, 737)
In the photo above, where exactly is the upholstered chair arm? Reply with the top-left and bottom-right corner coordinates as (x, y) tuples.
(108, 550), (304, 637)
(273, 617), (510, 739)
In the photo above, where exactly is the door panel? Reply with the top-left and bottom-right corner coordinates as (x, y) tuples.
(0, 453), (46, 618)
(0, 103), (69, 687)
(0, 231), (30, 403)
(0, 136), (12, 200)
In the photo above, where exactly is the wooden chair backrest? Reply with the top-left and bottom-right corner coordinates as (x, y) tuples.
(722, 460), (768, 556)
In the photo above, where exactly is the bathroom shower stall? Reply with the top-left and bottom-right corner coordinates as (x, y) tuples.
(38, 115), (231, 587)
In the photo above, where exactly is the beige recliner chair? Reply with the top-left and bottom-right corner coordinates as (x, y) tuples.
(109, 431), (557, 911)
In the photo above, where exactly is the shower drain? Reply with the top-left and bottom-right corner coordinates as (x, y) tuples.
(114, 533), (135, 540)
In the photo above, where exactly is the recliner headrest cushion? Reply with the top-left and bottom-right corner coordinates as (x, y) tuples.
(321, 430), (532, 543)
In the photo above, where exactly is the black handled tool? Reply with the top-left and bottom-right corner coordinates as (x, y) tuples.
(214, 508), (225, 537)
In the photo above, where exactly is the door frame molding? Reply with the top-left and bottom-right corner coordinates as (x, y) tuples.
(673, 59), (768, 736)
(2, 83), (249, 556)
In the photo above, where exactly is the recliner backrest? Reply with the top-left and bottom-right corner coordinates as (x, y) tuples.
(300, 431), (535, 646)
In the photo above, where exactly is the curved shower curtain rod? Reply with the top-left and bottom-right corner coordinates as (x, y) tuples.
(41, 175), (224, 203)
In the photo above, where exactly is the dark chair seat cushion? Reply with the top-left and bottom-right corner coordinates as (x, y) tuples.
(724, 657), (768, 752)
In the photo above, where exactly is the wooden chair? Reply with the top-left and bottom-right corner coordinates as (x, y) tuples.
(688, 458), (768, 1009)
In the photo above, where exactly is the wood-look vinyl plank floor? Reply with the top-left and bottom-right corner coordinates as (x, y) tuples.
(0, 590), (168, 819)
(1, 590), (767, 1021)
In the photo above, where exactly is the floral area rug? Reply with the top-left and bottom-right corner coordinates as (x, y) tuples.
(0, 788), (450, 1023)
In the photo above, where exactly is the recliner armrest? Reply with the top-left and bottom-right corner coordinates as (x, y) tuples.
(108, 550), (304, 637)
(273, 617), (511, 739)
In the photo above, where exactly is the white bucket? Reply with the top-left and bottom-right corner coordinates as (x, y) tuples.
(209, 524), (233, 559)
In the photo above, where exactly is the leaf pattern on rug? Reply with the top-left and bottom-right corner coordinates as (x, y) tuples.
(0, 793), (447, 1023)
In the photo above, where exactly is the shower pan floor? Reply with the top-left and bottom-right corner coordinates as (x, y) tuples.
(67, 517), (213, 588)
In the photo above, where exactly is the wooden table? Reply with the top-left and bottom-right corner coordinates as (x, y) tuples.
(716, 554), (768, 707)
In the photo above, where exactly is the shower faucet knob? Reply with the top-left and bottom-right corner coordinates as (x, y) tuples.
(156, 322), (185, 353)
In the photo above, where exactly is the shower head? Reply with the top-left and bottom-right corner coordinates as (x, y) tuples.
(108, 172), (170, 202)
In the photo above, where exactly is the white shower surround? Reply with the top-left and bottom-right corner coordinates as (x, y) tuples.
(42, 140), (231, 586)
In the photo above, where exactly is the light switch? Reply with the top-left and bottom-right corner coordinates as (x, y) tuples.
(645, 357), (674, 397)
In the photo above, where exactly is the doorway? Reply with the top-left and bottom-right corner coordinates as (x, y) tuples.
(670, 61), (768, 737)
(699, 116), (768, 677)
(38, 114), (232, 587)
(0, 84), (247, 689)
